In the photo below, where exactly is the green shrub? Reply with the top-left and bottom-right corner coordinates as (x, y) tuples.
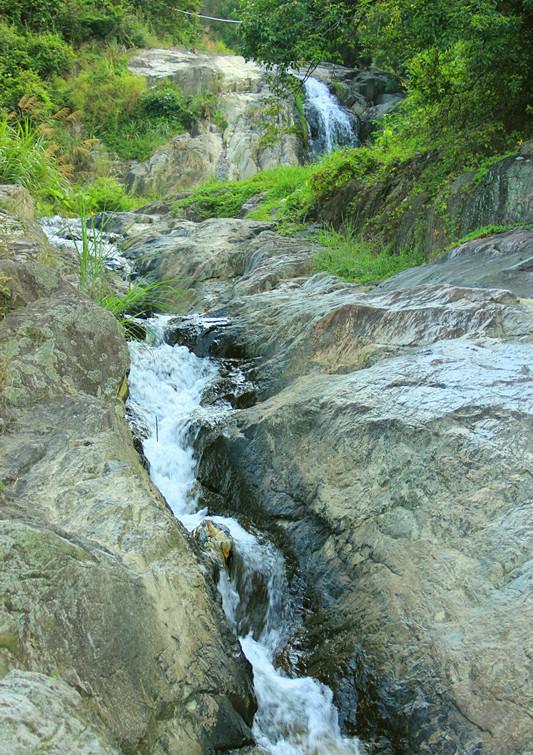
(26, 32), (75, 77)
(0, 0), (201, 46)
(173, 165), (314, 222)
(78, 177), (136, 213)
(138, 87), (185, 119)
(57, 56), (216, 161)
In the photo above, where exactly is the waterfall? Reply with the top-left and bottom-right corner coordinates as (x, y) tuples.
(303, 76), (358, 157)
(127, 318), (360, 755)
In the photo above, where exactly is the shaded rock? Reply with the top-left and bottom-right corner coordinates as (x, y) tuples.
(165, 314), (245, 358)
(445, 154), (533, 234)
(317, 150), (533, 260)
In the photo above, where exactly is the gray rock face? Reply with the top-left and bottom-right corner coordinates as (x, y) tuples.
(0, 188), (256, 753)
(128, 49), (263, 96)
(122, 217), (315, 310)
(318, 149), (533, 259)
(122, 214), (533, 753)
(126, 130), (224, 195)
(0, 671), (121, 754)
(125, 49), (305, 194)
(446, 154), (533, 233)
(377, 229), (533, 298)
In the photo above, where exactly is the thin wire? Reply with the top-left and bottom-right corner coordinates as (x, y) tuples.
(175, 8), (242, 23)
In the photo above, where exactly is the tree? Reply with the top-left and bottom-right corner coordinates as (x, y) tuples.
(238, 0), (359, 80)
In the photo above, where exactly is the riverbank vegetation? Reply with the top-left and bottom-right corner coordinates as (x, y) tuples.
(0, 0), (207, 212)
(206, 0), (532, 281)
(1, 0), (531, 283)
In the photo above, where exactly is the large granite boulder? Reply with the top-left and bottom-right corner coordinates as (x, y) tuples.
(122, 217), (315, 310)
(0, 188), (256, 753)
(128, 49), (263, 96)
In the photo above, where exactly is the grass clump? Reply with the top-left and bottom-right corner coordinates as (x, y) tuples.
(451, 223), (533, 247)
(74, 215), (182, 336)
(313, 225), (424, 284)
(173, 165), (315, 224)
(74, 177), (138, 214)
(0, 116), (151, 215)
(0, 118), (67, 203)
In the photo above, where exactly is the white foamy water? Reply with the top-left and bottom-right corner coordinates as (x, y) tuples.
(127, 317), (360, 754)
(41, 215), (133, 275)
(303, 77), (358, 157)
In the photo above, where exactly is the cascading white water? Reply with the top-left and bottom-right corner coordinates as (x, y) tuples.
(127, 319), (360, 754)
(303, 77), (358, 157)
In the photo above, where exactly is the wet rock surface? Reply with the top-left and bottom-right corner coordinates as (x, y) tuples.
(121, 211), (533, 753)
(376, 229), (533, 298)
(0, 189), (256, 753)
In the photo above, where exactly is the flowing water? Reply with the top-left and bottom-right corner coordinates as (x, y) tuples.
(41, 215), (133, 275)
(303, 76), (358, 157)
(127, 319), (360, 754)
(41, 193), (360, 755)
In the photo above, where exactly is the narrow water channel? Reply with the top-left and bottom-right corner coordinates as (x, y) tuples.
(127, 318), (360, 754)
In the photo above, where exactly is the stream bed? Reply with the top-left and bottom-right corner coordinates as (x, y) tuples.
(127, 318), (360, 754)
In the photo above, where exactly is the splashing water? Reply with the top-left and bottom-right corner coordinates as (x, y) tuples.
(303, 77), (358, 157)
(127, 318), (360, 754)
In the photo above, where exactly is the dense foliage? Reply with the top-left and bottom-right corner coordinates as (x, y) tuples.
(239, 0), (358, 81)
(0, 0), (220, 208)
(239, 0), (533, 140)
(201, 1), (242, 49)
(0, 0), (201, 45)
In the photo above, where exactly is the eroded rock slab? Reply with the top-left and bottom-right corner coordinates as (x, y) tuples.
(376, 229), (533, 299)
(123, 213), (533, 753)
(199, 338), (532, 753)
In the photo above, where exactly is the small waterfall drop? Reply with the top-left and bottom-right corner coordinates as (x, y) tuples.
(303, 77), (358, 157)
(127, 318), (360, 755)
